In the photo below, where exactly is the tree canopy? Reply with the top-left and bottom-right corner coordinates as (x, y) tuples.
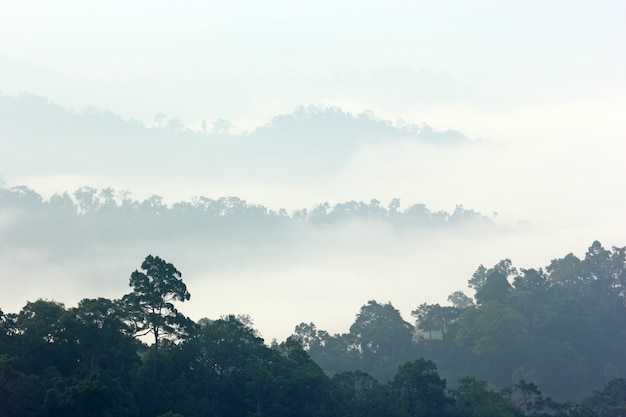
(297, 241), (626, 403)
(2, 243), (626, 416)
(122, 255), (193, 348)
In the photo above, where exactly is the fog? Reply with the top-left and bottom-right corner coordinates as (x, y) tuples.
(1, 1), (625, 341)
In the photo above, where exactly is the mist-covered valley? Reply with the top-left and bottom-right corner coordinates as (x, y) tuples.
(3, 177), (626, 408)
(1, 91), (624, 342)
(2, 2), (626, 414)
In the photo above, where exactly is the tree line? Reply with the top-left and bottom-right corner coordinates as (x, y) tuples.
(2, 246), (626, 416)
(295, 241), (626, 404)
(2, 93), (469, 144)
(2, 95), (470, 183)
(0, 185), (492, 248)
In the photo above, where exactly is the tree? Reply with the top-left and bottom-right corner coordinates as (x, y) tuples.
(500, 379), (564, 416)
(448, 291), (474, 309)
(391, 358), (449, 417)
(270, 337), (332, 417)
(330, 371), (390, 417)
(469, 260), (517, 305)
(450, 377), (522, 417)
(455, 303), (528, 385)
(43, 369), (136, 417)
(122, 255), (192, 348)
(73, 186), (100, 215)
(476, 271), (512, 304)
(582, 378), (626, 417)
(189, 315), (267, 380)
(68, 298), (139, 374)
(349, 300), (416, 380)
(15, 299), (76, 375)
(412, 303), (460, 342)
(295, 325), (358, 377)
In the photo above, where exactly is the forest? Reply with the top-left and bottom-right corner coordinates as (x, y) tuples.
(0, 187), (626, 417)
(3, 2), (624, 414)
(0, 184), (491, 252)
(2, 224), (626, 415)
(0, 94), (469, 186)
(2, 186), (626, 415)
(297, 241), (626, 401)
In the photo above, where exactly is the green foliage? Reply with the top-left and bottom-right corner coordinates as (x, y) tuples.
(450, 377), (522, 417)
(293, 323), (358, 376)
(296, 300), (420, 381)
(68, 298), (140, 375)
(330, 371), (391, 417)
(455, 303), (528, 385)
(500, 379), (568, 416)
(122, 255), (193, 348)
(4, 235), (626, 415)
(303, 241), (626, 403)
(348, 300), (416, 379)
(582, 378), (626, 417)
(470, 260), (516, 304)
(391, 359), (450, 417)
(43, 369), (135, 417)
(0, 296), (141, 417)
(15, 299), (77, 375)
(447, 291), (474, 309)
(412, 303), (460, 342)
(0, 184), (493, 253)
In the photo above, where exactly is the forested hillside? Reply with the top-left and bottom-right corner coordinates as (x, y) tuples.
(2, 244), (626, 416)
(0, 184), (490, 245)
(0, 184), (490, 274)
(3, 1), (624, 415)
(296, 241), (626, 402)
(0, 182), (511, 344)
(0, 93), (468, 184)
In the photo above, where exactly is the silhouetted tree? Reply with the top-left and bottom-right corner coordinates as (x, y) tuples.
(122, 255), (192, 349)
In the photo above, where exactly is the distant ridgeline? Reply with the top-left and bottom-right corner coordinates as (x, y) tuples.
(0, 185), (492, 246)
(0, 93), (470, 182)
(0, 92), (469, 145)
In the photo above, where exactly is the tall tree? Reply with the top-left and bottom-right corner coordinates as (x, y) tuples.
(391, 358), (449, 417)
(15, 299), (76, 375)
(122, 255), (192, 348)
(455, 303), (529, 385)
(412, 303), (460, 342)
(330, 370), (391, 417)
(68, 297), (139, 374)
(469, 260), (517, 305)
(349, 300), (416, 380)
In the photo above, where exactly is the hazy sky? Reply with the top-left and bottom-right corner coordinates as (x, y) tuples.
(1, 1), (625, 341)
(2, 1), (624, 129)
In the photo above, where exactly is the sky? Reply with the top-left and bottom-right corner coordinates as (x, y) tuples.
(1, 0), (625, 341)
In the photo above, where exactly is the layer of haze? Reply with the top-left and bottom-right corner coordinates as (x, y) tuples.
(1, 1), (625, 341)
